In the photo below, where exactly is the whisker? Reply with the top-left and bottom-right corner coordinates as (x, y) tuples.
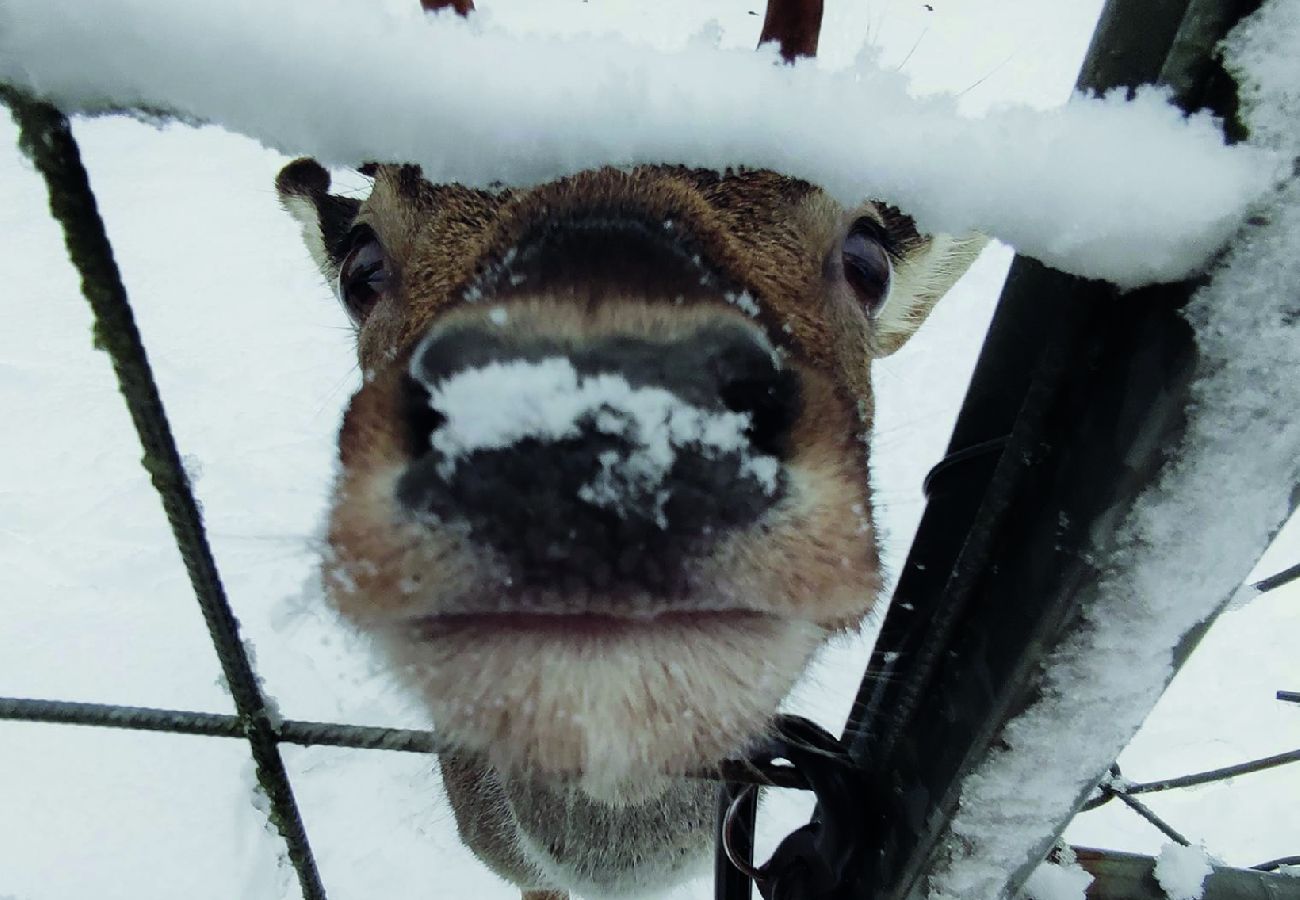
(894, 26), (928, 73)
(957, 51), (1017, 99)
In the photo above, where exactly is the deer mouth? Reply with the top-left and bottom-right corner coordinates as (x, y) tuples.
(406, 608), (771, 640)
(372, 592), (828, 789)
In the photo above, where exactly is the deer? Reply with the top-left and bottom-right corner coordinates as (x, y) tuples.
(275, 2), (984, 897)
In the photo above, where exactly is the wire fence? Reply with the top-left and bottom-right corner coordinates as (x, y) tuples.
(1, 82), (1297, 900)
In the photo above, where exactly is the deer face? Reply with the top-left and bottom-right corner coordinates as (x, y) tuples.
(278, 160), (982, 794)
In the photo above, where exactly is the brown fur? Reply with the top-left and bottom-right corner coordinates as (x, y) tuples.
(278, 159), (984, 898)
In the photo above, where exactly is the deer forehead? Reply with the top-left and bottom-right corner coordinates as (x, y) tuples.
(278, 156), (985, 406)
(354, 165), (893, 376)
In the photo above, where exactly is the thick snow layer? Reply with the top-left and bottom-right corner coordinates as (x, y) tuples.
(926, 1), (1300, 898)
(1154, 844), (1214, 900)
(411, 355), (779, 518)
(0, 0), (1282, 288)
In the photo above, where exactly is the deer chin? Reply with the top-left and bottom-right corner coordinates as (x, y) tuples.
(374, 608), (827, 800)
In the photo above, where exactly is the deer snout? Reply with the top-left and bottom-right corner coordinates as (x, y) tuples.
(394, 319), (800, 593)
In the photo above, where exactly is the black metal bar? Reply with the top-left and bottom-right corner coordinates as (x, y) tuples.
(1253, 857), (1300, 872)
(1279, 691), (1300, 705)
(0, 697), (245, 740)
(0, 88), (327, 900)
(1075, 848), (1300, 900)
(836, 2), (1271, 899)
(0, 697), (438, 753)
(1126, 748), (1300, 795)
(0, 696), (807, 788)
(714, 783), (759, 900)
(1108, 792), (1191, 847)
(1253, 562), (1300, 594)
(1073, 0), (1194, 96)
(1082, 748), (1300, 812)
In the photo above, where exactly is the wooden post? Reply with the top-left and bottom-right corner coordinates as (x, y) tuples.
(757, 0), (824, 62)
(420, 0), (474, 16)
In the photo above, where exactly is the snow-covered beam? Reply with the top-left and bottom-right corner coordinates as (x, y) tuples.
(0, 0), (1283, 289)
(918, 1), (1300, 897)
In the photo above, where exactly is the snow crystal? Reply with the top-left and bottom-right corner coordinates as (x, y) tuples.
(726, 291), (761, 318)
(1154, 844), (1213, 900)
(410, 354), (780, 522)
(0, 0), (1282, 287)
(925, 0), (1300, 896)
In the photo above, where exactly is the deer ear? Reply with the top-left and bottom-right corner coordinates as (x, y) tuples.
(872, 232), (988, 357)
(276, 158), (363, 281)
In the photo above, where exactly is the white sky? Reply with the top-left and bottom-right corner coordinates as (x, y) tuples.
(0, 2), (1296, 899)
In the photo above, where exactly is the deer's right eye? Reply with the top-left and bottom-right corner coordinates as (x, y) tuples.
(841, 218), (893, 318)
(338, 226), (388, 323)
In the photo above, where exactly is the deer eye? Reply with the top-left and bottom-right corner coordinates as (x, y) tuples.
(338, 225), (388, 323)
(841, 218), (893, 317)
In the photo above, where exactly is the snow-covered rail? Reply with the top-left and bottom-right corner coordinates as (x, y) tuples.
(0, 0), (1284, 288)
(843, 0), (1300, 898)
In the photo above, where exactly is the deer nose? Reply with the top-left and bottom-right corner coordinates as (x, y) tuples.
(395, 321), (800, 591)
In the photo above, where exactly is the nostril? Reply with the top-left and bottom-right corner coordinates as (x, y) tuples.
(410, 324), (511, 388)
(703, 326), (802, 458)
(402, 373), (447, 458)
(720, 368), (801, 458)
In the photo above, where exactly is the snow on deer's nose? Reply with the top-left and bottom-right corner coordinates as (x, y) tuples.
(394, 320), (801, 594)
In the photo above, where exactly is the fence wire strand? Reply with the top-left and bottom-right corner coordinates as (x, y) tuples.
(1252, 561), (1300, 594)
(0, 87), (327, 900)
(0, 696), (806, 788)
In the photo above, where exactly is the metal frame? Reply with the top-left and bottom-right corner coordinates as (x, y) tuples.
(811, 1), (1298, 898)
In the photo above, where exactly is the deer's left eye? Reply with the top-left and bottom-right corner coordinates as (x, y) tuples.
(841, 219), (893, 317)
(338, 226), (388, 323)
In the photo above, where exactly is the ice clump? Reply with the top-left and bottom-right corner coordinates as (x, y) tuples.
(1154, 844), (1213, 900)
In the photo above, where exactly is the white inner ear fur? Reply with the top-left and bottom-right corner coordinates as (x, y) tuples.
(282, 193), (339, 285)
(874, 231), (989, 357)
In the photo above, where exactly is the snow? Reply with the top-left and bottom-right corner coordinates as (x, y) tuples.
(1, 2), (1297, 899)
(1022, 849), (1094, 900)
(726, 291), (761, 318)
(1154, 844), (1214, 900)
(412, 355), (781, 517)
(926, 1), (1300, 897)
(0, 0), (1284, 288)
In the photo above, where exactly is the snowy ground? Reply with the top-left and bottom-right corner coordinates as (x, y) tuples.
(0, 2), (1296, 899)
